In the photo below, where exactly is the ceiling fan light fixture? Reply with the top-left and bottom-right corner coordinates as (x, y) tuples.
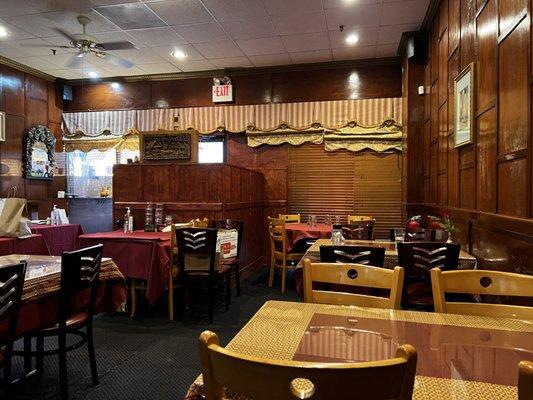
(170, 49), (187, 59)
(87, 71), (99, 78)
(0, 26), (9, 38)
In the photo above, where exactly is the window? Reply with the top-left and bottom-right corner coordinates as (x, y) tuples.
(199, 135), (225, 163)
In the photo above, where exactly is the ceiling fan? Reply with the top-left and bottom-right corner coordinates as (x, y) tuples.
(29, 15), (136, 70)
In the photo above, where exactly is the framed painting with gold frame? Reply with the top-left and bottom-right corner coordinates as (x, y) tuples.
(140, 130), (199, 163)
(454, 63), (474, 148)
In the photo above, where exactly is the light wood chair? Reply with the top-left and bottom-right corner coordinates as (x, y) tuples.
(348, 215), (374, 223)
(519, 360), (533, 400)
(279, 214), (301, 223)
(268, 217), (304, 294)
(430, 268), (533, 320)
(192, 218), (210, 228)
(303, 259), (404, 309)
(199, 330), (417, 400)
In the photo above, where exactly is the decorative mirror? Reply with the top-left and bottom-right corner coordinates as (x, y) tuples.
(25, 125), (56, 180)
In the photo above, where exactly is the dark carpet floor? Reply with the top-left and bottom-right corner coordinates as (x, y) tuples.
(5, 269), (299, 400)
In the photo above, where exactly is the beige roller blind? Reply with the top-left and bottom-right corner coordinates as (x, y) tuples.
(288, 144), (402, 239)
(354, 151), (402, 239)
(289, 144), (355, 219)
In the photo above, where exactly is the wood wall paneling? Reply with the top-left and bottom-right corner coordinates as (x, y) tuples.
(476, 0), (497, 112)
(475, 107), (497, 212)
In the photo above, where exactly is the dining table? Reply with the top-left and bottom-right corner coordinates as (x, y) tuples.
(0, 234), (50, 257)
(293, 239), (478, 297)
(284, 223), (332, 252)
(185, 300), (533, 399)
(77, 230), (171, 304)
(0, 254), (126, 337)
(30, 223), (84, 256)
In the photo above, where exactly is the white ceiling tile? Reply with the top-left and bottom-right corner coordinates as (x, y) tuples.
(137, 62), (181, 74)
(0, 0), (42, 17)
(0, 42), (28, 59)
(0, 19), (36, 40)
(249, 53), (291, 67)
(193, 40), (244, 59)
(146, 0), (214, 25)
(172, 23), (228, 44)
(289, 49), (332, 64)
(42, 69), (83, 79)
(103, 65), (145, 76)
(236, 37), (285, 56)
(325, 3), (381, 29)
(171, 59), (217, 72)
(376, 43), (398, 57)
(222, 17), (276, 39)
(271, 11), (327, 35)
(281, 32), (330, 52)
(90, 0), (140, 5)
(111, 48), (165, 64)
(13, 55), (62, 70)
(332, 45), (376, 61)
(378, 23), (419, 44)
(211, 56), (253, 68)
(151, 44), (205, 61)
(263, 0), (323, 15)
(125, 27), (186, 47)
(95, 3), (166, 29)
(323, 0), (381, 9)
(381, 0), (431, 25)
(329, 26), (378, 48)
(201, 0), (267, 22)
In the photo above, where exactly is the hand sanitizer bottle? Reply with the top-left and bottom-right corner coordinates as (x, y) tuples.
(124, 207), (130, 233)
(51, 205), (58, 226)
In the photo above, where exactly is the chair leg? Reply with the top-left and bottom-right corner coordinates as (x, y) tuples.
(208, 281), (214, 324)
(3, 347), (12, 392)
(23, 336), (32, 375)
(268, 257), (275, 288)
(130, 278), (137, 318)
(234, 265), (241, 297)
(281, 265), (287, 294)
(225, 273), (231, 311)
(58, 332), (68, 400)
(36, 335), (44, 376)
(168, 275), (174, 321)
(87, 322), (99, 386)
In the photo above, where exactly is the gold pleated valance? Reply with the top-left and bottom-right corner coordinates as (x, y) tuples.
(62, 97), (402, 152)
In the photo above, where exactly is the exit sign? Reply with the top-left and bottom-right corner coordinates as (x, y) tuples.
(212, 84), (233, 103)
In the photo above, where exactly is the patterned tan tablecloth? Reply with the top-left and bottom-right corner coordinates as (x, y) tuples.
(0, 254), (125, 303)
(185, 300), (533, 399)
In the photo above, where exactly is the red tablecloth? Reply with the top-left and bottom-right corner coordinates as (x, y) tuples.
(0, 234), (50, 256)
(77, 231), (170, 304)
(30, 224), (84, 256)
(285, 223), (332, 251)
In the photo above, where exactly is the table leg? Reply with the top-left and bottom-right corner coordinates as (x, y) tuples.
(168, 273), (174, 321)
(130, 278), (137, 318)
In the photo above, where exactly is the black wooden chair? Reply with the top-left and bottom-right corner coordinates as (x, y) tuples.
(176, 227), (231, 324)
(27, 244), (103, 400)
(404, 228), (433, 242)
(211, 219), (244, 297)
(0, 261), (27, 395)
(397, 242), (460, 311)
(320, 245), (385, 267)
(333, 222), (374, 241)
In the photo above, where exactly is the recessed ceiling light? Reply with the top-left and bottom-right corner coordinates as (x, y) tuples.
(345, 33), (359, 45)
(0, 25), (9, 38)
(170, 49), (187, 59)
(87, 71), (99, 78)
(110, 82), (120, 89)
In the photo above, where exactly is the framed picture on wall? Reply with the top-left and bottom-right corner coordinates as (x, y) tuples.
(139, 130), (199, 163)
(454, 63), (474, 148)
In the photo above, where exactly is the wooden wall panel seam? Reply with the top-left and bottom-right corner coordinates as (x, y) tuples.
(497, 12), (528, 44)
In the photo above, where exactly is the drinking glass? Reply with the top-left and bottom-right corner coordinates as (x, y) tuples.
(394, 228), (405, 242)
(334, 215), (341, 225)
(324, 214), (331, 225)
(164, 215), (173, 227)
(307, 215), (312, 226)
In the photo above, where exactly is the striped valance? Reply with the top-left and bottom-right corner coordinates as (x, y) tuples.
(62, 98), (402, 152)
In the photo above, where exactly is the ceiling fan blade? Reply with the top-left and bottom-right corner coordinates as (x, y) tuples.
(97, 41), (136, 51)
(52, 27), (78, 43)
(103, 52), (134, 69)
(66, 54), (83, 69)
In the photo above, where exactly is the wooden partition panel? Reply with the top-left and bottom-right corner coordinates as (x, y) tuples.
(112, 163), (264, 270)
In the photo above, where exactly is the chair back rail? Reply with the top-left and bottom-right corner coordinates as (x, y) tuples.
(211, 219), (244, 259)
(176, 227), (218, 274)
(268, 217), (289, 262)
(431, 268), (533, 319)
(303, 260), (404, 309)
(347, 215), (374, 223)
(319, 245), (385, 267)
(279, 214), (300, 223)
(333, 222), (374, 241)
(59, 244), (103, 321)
(199, 330), (417, 400)
(0, 261), (27, 340)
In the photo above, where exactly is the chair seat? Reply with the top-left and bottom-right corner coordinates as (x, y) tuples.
(187, 264), (231, 276)
(221, 257), (239, 267)
(37, 312), (89, 335)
